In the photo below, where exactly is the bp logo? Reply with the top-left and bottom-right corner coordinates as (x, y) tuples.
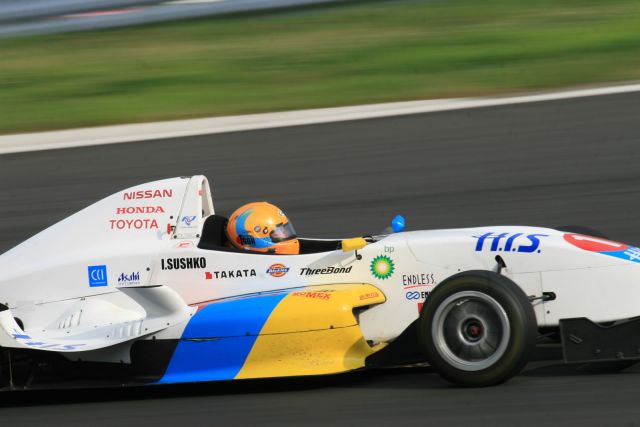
(370, 255), (395, 280)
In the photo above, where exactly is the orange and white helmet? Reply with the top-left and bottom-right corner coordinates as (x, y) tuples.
(226, 202), (299, 255)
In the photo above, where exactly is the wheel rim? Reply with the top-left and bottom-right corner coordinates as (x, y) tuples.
(431, 291), (510, 372)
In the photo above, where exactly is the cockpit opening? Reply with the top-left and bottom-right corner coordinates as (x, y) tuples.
(197, 215), (341, 255)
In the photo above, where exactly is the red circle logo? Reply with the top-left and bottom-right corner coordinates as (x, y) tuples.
(563, 233), (629, 252)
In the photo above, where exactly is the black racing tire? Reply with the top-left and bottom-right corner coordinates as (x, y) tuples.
(555, 225), (608, 239)
(417, 270), (537, 387)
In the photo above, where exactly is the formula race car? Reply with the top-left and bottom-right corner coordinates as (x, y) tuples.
(2, 175), (640, 389)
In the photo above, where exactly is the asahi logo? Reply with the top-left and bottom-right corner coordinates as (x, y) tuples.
(118, 271), (141, 285)
(161, 257), (207, 270)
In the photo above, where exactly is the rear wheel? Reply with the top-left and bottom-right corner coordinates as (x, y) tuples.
(418, 270), (536, 386)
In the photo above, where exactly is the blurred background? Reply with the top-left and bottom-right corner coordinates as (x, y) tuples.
(2, 1), (640, 424)
(2, 0), (640, 250)
(1, 0), (640, 134)
(0, 0), (639, 251)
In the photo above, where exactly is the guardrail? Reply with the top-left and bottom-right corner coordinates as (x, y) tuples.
(0, 0), (164, 24)
(0, 0), (343, 38)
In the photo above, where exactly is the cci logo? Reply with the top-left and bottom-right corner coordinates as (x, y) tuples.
(88, 265), (108, 287)
(473, 232), (548, 254)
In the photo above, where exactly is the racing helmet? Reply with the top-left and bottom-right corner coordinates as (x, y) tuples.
(226, 202), (299, 255)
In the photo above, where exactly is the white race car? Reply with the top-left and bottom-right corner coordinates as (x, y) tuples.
(1, 175), (639, 388)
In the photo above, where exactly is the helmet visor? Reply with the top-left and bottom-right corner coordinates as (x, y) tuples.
(270, 222), (297, 242)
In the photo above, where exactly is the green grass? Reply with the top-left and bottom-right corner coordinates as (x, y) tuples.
(1, 0), (640, 134)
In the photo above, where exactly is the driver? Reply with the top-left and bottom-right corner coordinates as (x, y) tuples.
(226, 202), (300, 254)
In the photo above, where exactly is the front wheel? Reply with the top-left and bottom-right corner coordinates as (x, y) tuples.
(417, 271), (537, 386)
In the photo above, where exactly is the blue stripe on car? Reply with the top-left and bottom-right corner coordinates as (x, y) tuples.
(158, 293), (287, 384)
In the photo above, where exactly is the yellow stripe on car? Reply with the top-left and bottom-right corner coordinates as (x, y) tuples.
(236, 284), (385, 379)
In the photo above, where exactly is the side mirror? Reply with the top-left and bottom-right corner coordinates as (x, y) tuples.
(341, 237), (367, 252)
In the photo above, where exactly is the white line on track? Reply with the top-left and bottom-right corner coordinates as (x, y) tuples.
(1, 82), (640, 155)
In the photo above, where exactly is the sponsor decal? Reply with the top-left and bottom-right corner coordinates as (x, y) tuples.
(88, 265), (108, 287)
(473, 232), (548, 253)
(564, 233), (628, 252)
(110, 205), (165, 230)
(123, 189), (173, 200)
(239, 235), (256, 246)
(11, 329), (85, 351)
(402, 273), (436, 288)
(267, 263), (290, 277)
(205, 269), (257, 279)
(564, 233), (640, 263)
(406, 290), (431, 300)
(291, 290), (333, 300)
(109, 219), (159, 230)
(175, 241), (194, 249)
(384, 245), (394, 253)
(359, 292), (380, 301)
(161, 257), (207, 270)
(299, 266), (352, 276)
(370, 255), (395, 280)
(115, 206), (165, 215)
(181, 215), (197, 227)
(118, 271), (140, 286)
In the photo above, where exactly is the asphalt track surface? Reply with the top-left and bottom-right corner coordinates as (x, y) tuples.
(1, 91), (640, 425)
